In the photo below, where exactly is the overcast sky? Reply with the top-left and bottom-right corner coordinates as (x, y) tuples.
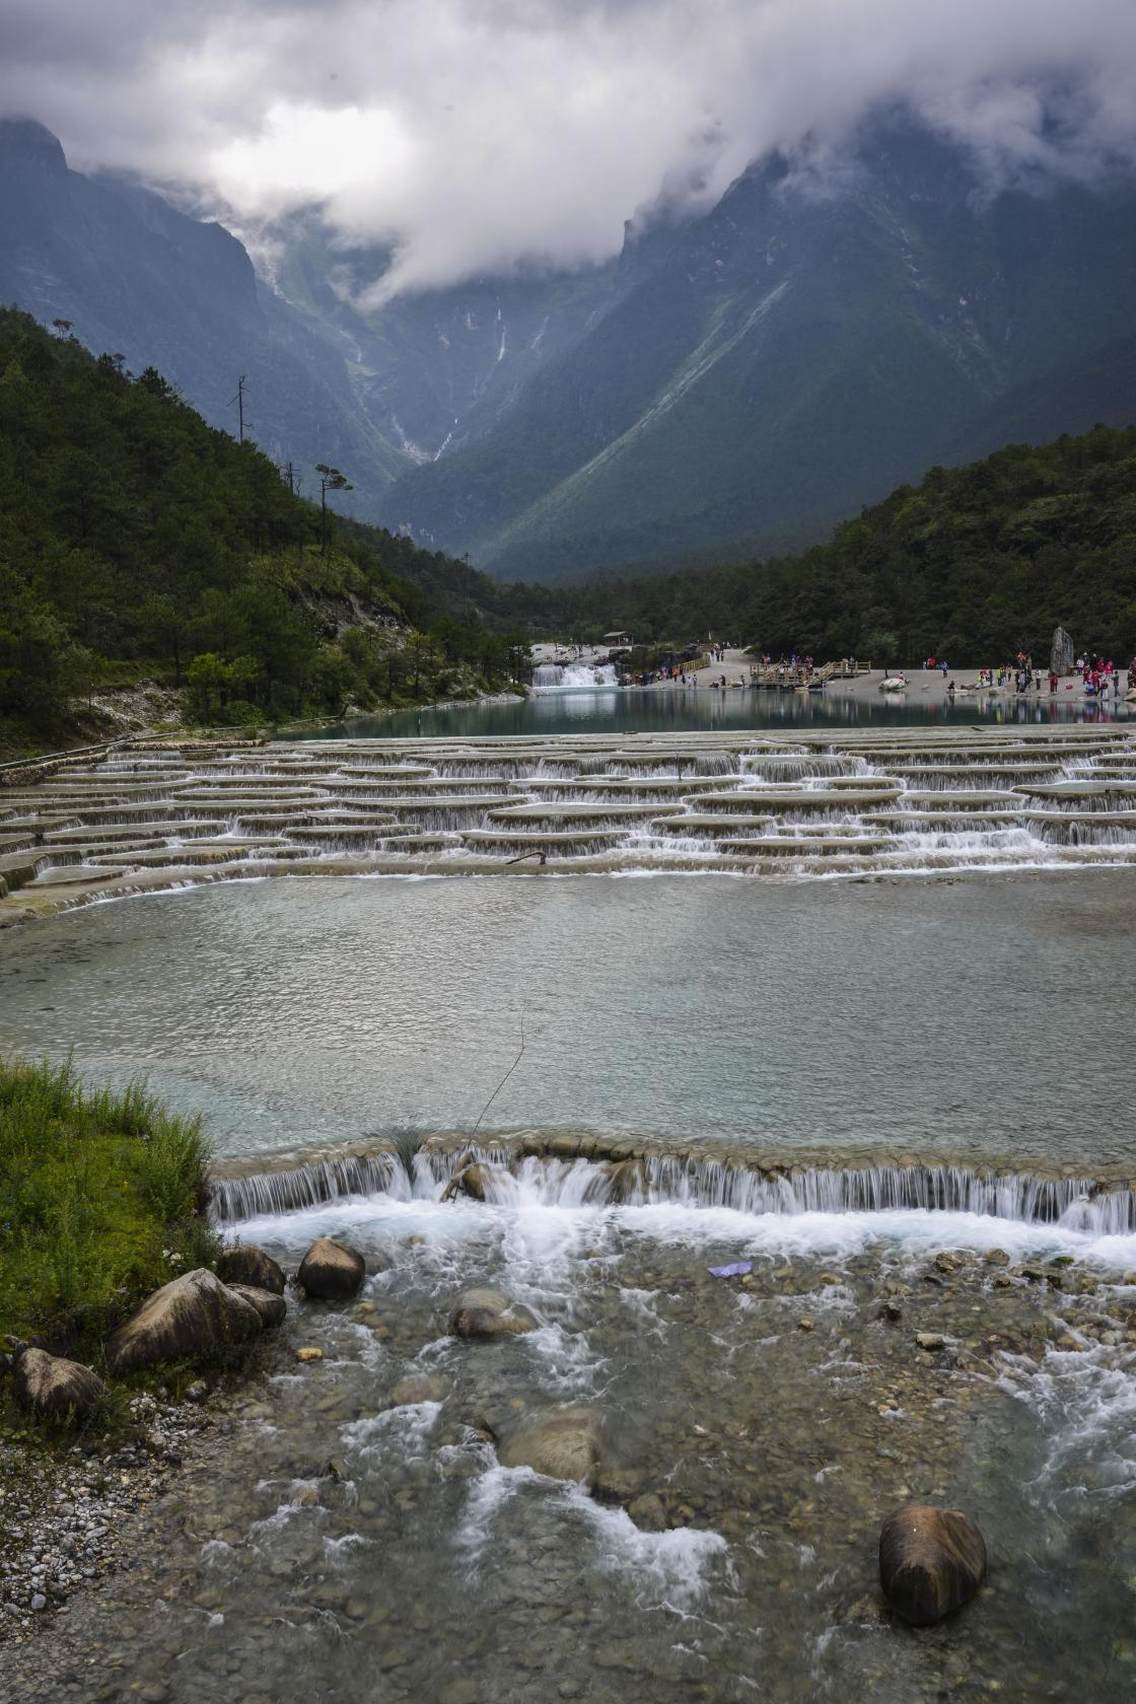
(4, 0), (1136, 296)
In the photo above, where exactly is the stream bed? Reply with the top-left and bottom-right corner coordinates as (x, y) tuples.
(3, 872), (1136, 1700)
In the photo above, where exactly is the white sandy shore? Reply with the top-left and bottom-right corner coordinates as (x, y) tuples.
(537, 644), (1133, 704)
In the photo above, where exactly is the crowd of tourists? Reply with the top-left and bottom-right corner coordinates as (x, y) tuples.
(965, 653), (1129, 696)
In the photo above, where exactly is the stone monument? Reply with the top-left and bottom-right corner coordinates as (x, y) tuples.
(1050, 626), (1074, 677)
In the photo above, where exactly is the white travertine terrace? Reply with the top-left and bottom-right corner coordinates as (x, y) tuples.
(4, 724), (1136, 914)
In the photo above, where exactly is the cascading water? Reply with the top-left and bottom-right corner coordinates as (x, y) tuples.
(532, 662), (619, 688)
(209, 1141), (1136, 1234)
(8, 820), (1136, 1704)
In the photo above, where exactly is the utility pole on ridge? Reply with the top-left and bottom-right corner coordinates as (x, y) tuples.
(231, 374), (247, 443)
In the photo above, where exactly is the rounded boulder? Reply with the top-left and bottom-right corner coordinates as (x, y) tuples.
(227, 1284), (287, 1327)
(498, 1406), (605, 1484)
(216, 1245), (286, 1296)
(879, 1502), (987, 1626)
(448, 1287), (538, 1341)
(14, 1348), (108, 1423)
(106, 1269), (263, 1374)
(297, 1237), (366, 1301)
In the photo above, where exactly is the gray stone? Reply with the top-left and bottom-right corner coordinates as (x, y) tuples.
(215, 1245), (286, 1296)
(498, 1407), (604, 1484)
(1050, 626), (1074, 678)
(626, 1493), (669, 1532)
(13, 1349), (108, 1423)
(297, 1237), (366, 1300)
(448, 1288), (538, 1341)
(607, 1159), (646, 1203)
(106, 1269), (263, 1373)
(227, 1284), (287, 1328)
(438, 1681), (479, 1704)
(388, 1374), (449, 1406)
(442, 1164), (496, 1202)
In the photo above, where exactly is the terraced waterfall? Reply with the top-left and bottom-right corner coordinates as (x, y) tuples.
(6, 724), (1136, 910)
(6, 723), (1136, 1704)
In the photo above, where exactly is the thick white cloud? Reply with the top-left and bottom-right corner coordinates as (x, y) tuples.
(4, 0), (1136, 295)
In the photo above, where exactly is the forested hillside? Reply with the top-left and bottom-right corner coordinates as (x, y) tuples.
(551, 427), (1136, 663)
(0, 308), (529, 745)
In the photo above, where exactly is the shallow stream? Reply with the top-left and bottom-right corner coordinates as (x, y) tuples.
(4, 873), (1136, 1700)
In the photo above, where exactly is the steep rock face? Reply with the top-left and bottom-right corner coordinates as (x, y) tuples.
(0, 119), (407, 520)
(381, 115), (1136, 579)
(9, 111), (1136, 579)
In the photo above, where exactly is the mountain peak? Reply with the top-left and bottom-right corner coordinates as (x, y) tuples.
(0, 117), (68, 177)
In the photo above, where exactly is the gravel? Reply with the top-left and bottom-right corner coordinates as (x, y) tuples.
(0, 1391), (214, 1646)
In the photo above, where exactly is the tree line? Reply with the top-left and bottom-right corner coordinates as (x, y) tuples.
(524, 426), (1136, 663)
(0, 307), (531, 742)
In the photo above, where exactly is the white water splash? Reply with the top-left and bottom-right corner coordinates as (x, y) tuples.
(564, 1486), (730, 1614)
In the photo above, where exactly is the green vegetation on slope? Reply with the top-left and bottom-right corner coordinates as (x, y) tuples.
(545, 426), (1136, 662)
(0, 1060), (217, 1357)
(0, 307), (530, 746)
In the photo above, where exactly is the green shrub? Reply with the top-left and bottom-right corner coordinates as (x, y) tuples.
(0, 1058), (218, 1357)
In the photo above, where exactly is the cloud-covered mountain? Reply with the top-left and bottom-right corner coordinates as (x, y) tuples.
(0, 117), (407, 518)
(379, 114), (1136, 579)
(4, 113), (1136, 581)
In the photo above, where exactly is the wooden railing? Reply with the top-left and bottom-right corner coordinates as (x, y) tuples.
(748, 658), (872, 687)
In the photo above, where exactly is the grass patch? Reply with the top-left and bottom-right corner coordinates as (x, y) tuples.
(0, 1058), (218, 1360)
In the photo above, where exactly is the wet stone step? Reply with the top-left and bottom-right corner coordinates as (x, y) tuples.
(34, 839), (174, 865)
(876, 763), (1063, 779)
(41, 814), (221, 834)
(655, 813), (776, 833)
(681, 790), (895, 812)
(462, 830), (628, 852)
(902, 791), (1021, 810)
(283, 826), (415, 846)
(1016, 781), (1136, 801)
(716, 835), (893, 856)
(28, 862), (128, 886)
(487, 803), (687, 822)
(93, 845), (300, 868)
(509, 775), (738, 795)
(329, 763), (438, 778)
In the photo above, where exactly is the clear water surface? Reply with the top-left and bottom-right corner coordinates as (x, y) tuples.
(289, 686), (1134, 741)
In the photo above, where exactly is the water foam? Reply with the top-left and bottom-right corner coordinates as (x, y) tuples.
(212, 1146), (1136, 1238)
(564, 1486), (730, 1614)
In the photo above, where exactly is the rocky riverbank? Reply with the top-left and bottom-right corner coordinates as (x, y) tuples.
(5, 1198), (1136, 1702)
(0, 1389), (218, 1649)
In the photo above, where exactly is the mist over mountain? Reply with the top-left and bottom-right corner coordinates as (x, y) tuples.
(4, 111), (1136, 581)
(378, 113), (1136, 579)
(0, 117), (406, 519)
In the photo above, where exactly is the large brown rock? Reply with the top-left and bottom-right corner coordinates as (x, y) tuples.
(498, 1406), (604, 1484)
(879, 1503), (987, 1626)
(448, 1287), (538, 1341)
(216, 1245), (286, 1296)
(296, 1238), (366, 1300)
(228, 1284), (287, 1328)
(106, 1269), (263, 1373)
(14, 1348), (108, 1422)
